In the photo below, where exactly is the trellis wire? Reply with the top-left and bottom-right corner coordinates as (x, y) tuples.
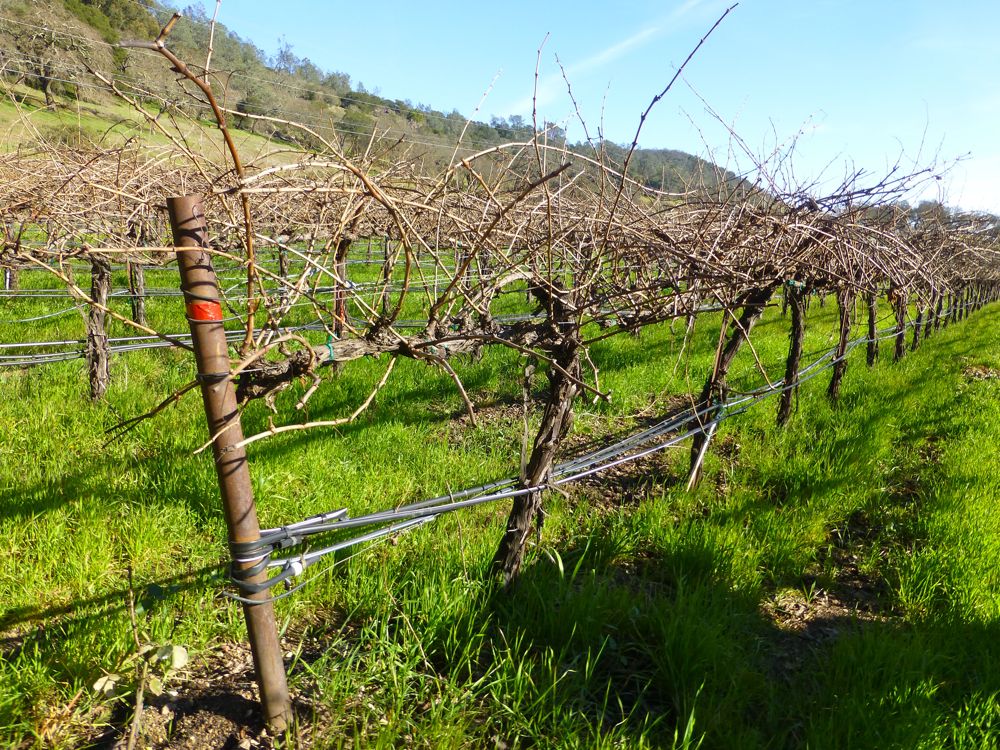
(225, 304), (963, 603)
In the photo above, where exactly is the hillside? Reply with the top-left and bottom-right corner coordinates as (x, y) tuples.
(0, 0), (732, 190)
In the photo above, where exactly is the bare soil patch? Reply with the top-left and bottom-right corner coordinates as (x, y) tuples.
(962, 362), (1000, 381)
(760, 504), (903, 688)
(561, 395), (695, 507)
(451, 398), (526, 430)
(93, 640), (327, 750)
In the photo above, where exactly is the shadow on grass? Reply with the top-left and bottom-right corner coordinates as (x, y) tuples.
(763, 613), (1000, 748)
(708, 318), (984, 537)
(0, 446), (223, 523)
(0, 561), (225, 638)
(415, 526), (1000, 748)
(306, 528), (770, 746)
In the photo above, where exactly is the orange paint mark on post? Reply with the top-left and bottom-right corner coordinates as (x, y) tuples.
(186, 300), (224, 321)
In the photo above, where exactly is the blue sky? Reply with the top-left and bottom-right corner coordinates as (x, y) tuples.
(191, 1), (998, 213)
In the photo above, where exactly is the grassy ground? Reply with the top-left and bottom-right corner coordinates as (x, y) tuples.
(1, 277), (999, 748)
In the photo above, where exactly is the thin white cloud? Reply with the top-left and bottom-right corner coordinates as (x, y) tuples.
(506, 19), (669, 114)
(566, 25), (662, 77)
(502, 71), (560, 115)
(566, 0), (715, 78)
(500, 0), (723, 117)
(673, 0), (708, 20)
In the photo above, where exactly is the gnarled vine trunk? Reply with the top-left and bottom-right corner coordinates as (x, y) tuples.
(827, 289), (854, 402)
(777, 286), (805, 427)
(688, 286), (773, 485)
(892, 288), (907, 362)
(865, 292), (879, 367)
(911, 306), (924, 351)
(923, 295), (936, 340)
(85, 256), (111, 400)
(492, 343), (581, 585)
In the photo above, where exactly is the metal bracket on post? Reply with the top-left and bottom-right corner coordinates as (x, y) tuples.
(167, 194), (292, 732)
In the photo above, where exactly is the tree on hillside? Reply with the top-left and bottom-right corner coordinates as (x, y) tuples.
(340, 107), (376, 150)
(25, 28), (82, 107)
(86, 0), (159, 37)
(273, 37), (298, 75)
(323, 71), (351, 94)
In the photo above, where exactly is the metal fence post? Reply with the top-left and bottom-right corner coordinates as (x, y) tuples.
(167, 194), (292, 731)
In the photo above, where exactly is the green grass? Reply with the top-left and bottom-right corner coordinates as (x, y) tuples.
(1, 281), (999, 748)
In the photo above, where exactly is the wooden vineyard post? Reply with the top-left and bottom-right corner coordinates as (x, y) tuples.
(85, 254), (111, 400)
(127, 260), (146, 326)
(865, 292), (879, 367)
(333, 237), (351, 340)
(277, 246), (289, 306)
(167, 195), (293, 732)
(381, 236), (392, 316)
(3, 264), (18, 290)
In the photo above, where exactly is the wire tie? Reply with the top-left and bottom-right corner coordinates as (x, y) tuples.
(326, 333), (338, 363)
